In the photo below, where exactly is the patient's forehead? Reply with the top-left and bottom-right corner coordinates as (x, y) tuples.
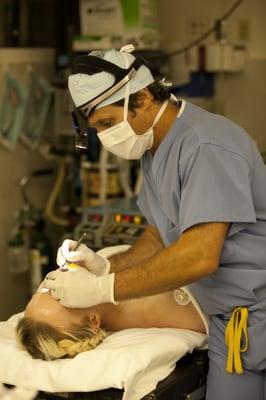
(25, 292), (86, 330)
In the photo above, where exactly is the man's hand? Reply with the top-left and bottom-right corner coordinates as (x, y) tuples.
(43, 268), (117, 308)
(56, 239), (110, 276)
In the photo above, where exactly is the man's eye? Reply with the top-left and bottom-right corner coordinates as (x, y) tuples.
(101, 121), (113, 128)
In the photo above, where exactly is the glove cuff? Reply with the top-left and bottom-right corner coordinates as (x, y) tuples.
(99, 273), (118, 305)
(84, 254), (111, 276)
(102, 258), (111, 275)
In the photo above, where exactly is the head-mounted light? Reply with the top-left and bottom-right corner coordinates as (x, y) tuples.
(71, 110), (90, 150)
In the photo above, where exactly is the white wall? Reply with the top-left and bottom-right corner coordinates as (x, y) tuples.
(0, 49), (55, 319)
(159, 0), (266, 150)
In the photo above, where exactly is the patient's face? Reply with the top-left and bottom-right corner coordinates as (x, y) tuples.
(25, 292), (100, 330)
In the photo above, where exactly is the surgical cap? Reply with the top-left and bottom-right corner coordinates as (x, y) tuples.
(68, 48), (155, 109)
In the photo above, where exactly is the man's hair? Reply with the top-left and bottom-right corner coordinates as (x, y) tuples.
(16, 317), (107, 360)
(114, 77), (171, 114)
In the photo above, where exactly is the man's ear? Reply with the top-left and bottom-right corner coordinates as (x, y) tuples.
(138, 88), (153, 111)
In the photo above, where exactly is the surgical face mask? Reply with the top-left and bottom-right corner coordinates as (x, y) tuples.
(97, 93), (168, 160)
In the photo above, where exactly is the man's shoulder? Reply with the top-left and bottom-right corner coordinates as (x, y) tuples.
(178, 101), (251, 156)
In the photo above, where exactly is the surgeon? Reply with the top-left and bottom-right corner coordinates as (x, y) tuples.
(44, 45), (266, 400)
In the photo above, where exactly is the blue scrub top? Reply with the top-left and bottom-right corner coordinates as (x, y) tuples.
(137, 101), (266, 316)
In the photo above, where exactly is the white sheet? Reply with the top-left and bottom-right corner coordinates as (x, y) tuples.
(0, 313), (207, 400)
(0, 383), (37, 400)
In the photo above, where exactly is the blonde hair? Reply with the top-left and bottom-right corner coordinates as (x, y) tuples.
(16, 317), (107, 360)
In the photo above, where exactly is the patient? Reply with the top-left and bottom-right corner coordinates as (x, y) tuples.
(16, 276), (207, 361)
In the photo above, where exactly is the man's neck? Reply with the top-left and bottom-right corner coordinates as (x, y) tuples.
(151, 101), (180, 154)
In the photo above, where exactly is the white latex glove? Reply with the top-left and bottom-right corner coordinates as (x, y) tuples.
(36, 279), (49, 293)
(56, 239), (110, 276)
(43, 268), (117, 308)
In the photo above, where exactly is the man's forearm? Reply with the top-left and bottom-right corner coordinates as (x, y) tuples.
(109, 225), (165, 273)
(113, 222), (229, 301)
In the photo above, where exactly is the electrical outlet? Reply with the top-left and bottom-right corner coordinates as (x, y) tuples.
(187, 16), (210, 40)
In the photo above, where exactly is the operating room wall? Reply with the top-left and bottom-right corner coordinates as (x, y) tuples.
(0, 49), (55, 320)
(159, 0), (266, 151)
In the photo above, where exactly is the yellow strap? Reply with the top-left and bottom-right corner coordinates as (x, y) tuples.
(225, 307), (249, 374)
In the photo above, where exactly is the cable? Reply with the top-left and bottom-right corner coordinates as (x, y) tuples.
(45, 158), (69, 227)
(117, 158), (134, 198)
(99, 146), (108, 203)
(159, 0), (244, 59)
